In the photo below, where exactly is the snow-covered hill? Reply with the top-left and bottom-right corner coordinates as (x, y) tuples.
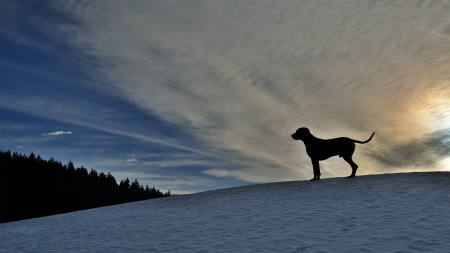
(1, 172), (449, 252)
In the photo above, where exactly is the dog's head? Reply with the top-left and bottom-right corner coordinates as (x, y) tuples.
(291, 127), (310, 140)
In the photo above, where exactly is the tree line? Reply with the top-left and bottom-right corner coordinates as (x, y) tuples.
(0, 150), (172, 223)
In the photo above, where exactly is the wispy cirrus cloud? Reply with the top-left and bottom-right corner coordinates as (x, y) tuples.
(43, 131), (72, 136)
(53, 0), (450, 180)
(1, 0), (449, 191)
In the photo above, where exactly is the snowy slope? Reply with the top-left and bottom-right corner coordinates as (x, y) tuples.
(1, 172), (449, 252)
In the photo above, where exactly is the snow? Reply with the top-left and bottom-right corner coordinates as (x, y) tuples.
(1, 172), (449, 252)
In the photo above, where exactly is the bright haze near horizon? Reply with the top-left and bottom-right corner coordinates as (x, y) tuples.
(1, 0), (449, 193)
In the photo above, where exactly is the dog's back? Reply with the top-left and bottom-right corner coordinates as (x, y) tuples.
(307, 137), (355, 160)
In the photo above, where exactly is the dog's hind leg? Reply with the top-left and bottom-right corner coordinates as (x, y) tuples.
(310, 159), (321, 180)
(343, 156), (358, 178)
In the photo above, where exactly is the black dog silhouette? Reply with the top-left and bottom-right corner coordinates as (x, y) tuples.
(291, 127), (375, 180)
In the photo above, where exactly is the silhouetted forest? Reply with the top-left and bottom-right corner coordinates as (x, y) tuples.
(0, 150), (172, 223)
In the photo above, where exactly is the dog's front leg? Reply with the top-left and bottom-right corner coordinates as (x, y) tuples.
(310, 158), (321, 180)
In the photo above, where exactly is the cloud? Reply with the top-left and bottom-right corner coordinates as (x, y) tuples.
(142, 158), (229, 169)
(126, 158), (138, 163)
(368, 129), (450, 168)
(3, 1), (450, 187)
(17, 145), (24, 149)
(64, 1), (449, 173)
(202, 168), (269, 183)
(43, 131), (72, 136)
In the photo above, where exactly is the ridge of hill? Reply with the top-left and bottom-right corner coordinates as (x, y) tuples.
(1, 172), (448, 252)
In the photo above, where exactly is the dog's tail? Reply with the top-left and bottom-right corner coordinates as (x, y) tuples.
(353, 132), (375, 144)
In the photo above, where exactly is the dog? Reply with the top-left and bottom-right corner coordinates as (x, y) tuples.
(291, 127), (375, 180)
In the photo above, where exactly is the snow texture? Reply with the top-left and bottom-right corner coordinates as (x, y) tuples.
(1, 172), (449, 252)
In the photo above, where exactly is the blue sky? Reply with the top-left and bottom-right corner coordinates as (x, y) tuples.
(1, 1), (450, 193)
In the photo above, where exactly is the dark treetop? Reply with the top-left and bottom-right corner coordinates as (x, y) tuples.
(0, 150), (172, 223)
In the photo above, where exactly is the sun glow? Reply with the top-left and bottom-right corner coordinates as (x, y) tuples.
(441, 157), (450, 171)
(422, 84), (450, 131)
(380, 83), (450, 144)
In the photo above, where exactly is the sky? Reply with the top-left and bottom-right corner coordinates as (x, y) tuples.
(1, 0), (450, 193)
